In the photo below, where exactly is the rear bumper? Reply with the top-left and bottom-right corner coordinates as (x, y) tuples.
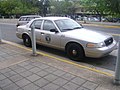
(85, 40), (117, 58)
(16, 32), (22, 39)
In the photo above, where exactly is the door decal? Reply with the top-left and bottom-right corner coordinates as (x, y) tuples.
(45, 35), (51, 43)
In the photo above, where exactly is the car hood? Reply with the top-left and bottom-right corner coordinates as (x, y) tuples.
(62, 28), (112, 43)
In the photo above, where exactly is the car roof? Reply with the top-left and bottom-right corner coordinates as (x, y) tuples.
(20, 15), (41, 18)
(34, 17), (70, 21)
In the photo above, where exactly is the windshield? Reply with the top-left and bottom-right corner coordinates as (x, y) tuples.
(55, 19), (83, 32)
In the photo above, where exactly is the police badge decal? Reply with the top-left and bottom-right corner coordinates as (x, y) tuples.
(45, 35), (51, 43)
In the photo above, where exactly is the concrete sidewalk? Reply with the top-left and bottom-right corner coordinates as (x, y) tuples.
(0, 40), (120, 90)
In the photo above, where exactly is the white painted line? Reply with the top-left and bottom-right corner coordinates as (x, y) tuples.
(0, 23), (16, 25)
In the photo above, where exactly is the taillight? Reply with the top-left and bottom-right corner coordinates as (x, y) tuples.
(16, 24), (19, 27)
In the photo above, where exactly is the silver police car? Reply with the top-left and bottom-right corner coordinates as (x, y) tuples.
(16, 17), (117, 60)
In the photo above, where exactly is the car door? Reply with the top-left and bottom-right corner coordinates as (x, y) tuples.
(30, 19), (43, 43)
(40, 20), (61, 49)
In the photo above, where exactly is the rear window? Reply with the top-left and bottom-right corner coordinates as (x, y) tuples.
(19, 17), (40, 21)
(27, 17), (34, 21)
(19, 17), (27, 21)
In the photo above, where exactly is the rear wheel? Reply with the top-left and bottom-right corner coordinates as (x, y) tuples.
(66, 43), (85, 61)
(23, 35), (31, 47)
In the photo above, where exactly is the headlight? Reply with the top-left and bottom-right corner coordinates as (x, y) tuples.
(87, 42), (106, 48)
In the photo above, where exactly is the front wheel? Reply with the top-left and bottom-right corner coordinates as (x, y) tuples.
(23, 35), (31, 47)
(66, 43), (85, 61)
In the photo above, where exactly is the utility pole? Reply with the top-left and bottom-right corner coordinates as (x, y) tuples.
(43, 0), (49, 17)
(43, 0), (46, 17)
(38, 0), (49, 17)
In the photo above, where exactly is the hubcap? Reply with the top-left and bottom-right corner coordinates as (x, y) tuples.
(26, 38), (29, 43)
(72, 50), (77, 56)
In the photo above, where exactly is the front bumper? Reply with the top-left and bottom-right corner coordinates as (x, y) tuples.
(85, 40), (117, 58)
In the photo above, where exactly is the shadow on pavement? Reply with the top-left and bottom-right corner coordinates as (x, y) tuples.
(36, 44), (116, 71)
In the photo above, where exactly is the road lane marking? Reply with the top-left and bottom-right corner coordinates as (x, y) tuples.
(109, 33), (120, 36)
(83, 24), (120, 29)
(3, 40), (113, 77)
(0, 23), (16, 25)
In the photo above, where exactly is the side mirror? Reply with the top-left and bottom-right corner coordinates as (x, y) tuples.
(50, 29), (58, 33)
(80, 24), (84, 28)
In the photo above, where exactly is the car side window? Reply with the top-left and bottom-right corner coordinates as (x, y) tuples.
(19, 17), (27, 21)
(30, 20), (43, 29)
(27, 17), (34, 21)
(43, 20), (56, 31)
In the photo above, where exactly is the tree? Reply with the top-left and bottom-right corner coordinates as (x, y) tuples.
(49, 0), (76, 15)
(106, 0), (120, 17)
(0, 0), (119, 18)
(78, 0), (120, 17)
(0, 0), (39, 17)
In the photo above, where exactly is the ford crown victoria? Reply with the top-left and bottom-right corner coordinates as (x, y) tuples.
(16, 17), (117, 60)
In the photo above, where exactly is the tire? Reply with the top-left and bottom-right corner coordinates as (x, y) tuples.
(23, 35), (31, 47)
(66, 43), (85, 61)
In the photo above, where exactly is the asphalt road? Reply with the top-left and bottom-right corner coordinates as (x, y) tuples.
(0, 23), (23, 44)
(0, 23), (120, 71)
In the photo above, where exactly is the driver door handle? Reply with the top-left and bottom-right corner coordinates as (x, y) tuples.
(41, 32), (45, 35)
(28, 30), (31, 33)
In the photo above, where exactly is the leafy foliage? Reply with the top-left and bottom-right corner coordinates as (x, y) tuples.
(0, 0), (119, 17)
(0, 0), (39, 16)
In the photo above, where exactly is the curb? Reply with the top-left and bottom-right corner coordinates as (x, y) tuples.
(83, 23), (120, 29)
(2, 40), (114, 77)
